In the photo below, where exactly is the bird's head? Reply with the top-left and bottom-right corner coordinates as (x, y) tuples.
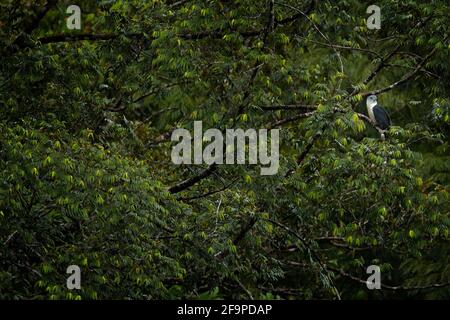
(367, 95), (377, 105)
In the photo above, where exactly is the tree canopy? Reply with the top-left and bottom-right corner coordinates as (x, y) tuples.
(0, 0), (449, 299)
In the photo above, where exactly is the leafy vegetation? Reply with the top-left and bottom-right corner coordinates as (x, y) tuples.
(0, 0), (449, 299)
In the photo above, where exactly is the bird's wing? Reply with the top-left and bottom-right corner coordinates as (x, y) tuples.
(383, 105), (391, 126)
(373, 105), (391, 129)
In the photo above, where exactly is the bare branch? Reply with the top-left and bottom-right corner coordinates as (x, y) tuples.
(133, 82), (187, 103)
(259, 104), (316, 111)
(147, 130), (173, 147)
(361, 47), (438, 98)
(37, 29), (261, 45)
(168, 164), (217, 194)
(267, 111), (316, 129)
(275, 0), (315, 26)
(168, 0), (190, 8)
(177, 178), (238, 201)
(299, 37), (381, 58)
(38, 33), (127, 44)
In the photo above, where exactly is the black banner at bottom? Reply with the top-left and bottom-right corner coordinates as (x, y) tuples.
(1, 300), (445, 319)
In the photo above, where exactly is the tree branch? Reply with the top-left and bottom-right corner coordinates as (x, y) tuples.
(267, 111), (316, 129)
(361, 47), (439, 98)
(177, 178), (238, 201)
(275, 0), (315, 26)
(168, 164), (217, 194)
(37, 29), (261, 45)
(259, 104), (316, 111)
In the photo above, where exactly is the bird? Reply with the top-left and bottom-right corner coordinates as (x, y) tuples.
(366, 94), (391, 140)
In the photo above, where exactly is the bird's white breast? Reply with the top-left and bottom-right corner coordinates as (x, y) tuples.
(366, 101), (377, 123)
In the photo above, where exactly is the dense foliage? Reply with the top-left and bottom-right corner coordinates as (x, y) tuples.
(0, 0), (449, 299)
